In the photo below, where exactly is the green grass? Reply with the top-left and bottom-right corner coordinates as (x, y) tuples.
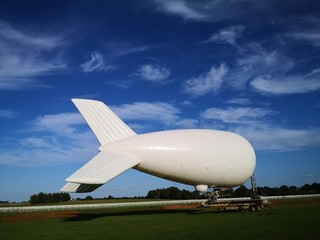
(1, 198), (319, 240)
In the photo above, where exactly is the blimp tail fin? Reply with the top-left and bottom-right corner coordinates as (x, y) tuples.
(61, 151), (141, 193)
(72, 99), (136, 146)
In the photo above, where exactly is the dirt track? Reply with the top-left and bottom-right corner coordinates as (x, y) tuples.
(1, 211), (79, 222)
(1, 205), (198, 222)
(161, 204), (197, 210)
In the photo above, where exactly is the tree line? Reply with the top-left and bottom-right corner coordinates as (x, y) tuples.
(146, 187), (203, 199)
(146, 183), (320, 199)
(28, 183), (320, 203)
(231, 183), (320, 198)
(257, 183), (320, 196)
(30, 192), (70, 204)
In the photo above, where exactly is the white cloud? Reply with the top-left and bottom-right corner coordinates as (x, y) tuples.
(0, 21), (61, 49)
(226, 97), (251, 105)
(0, 54), (64, 78)
(201, 107), (277, 123)
(198, 99), (320, 152)
(111, 101), (200, 131)
(19, 137), (54, 149)
(155, 0), (207, 21)
(236, 126), (320, 152)
(250, 68), (320, 95)
(226, 47), (293, 89)
(0, 139), (97, 166)
(199, 106), (320, 152)
(138, 64), (170, 82)
(287, 16), (320, 47)
(0, 109), (17, 119)
(114, 43), (155, 56)
(288, 31), (320, 47)
(203, 25), (245, 45)
(173, 118), (199, 129)
(183, 63), (228, 97)
(153, 0), (273, 23)
(32, 112), (85, 136)
(0, 21), (66, 90)
(80, 51), (113, 73)
(111, 102), (180, 124)
(0, 112), (98, 166)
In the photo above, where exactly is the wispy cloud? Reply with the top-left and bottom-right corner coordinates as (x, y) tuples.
(250, 68), (320, 95)
(111, 102), (180, 124)
(153, 0), (274, 23)
(198, 103), (320, 152)
(201, 107), (277, 124)
(32, 112), (85, 136)
(199, 106), (320, 152)
(202, 25), (245, 46)
(112, 101), (201, 130)
(185, 23), (319, 97)
(237, 126), (320, 152)
(288, 31), (320, 47)
(226, 97), (251, 105)
(137, 64), (170, 82)
(155, 0), (207, 21)
(0, 20), (66, 90)
(227, 46), (293, 90)
(0, 21), (62, 49)
(183, 63), (228, 97)
(173, 118), (199, 129)
(80, 51), (114, 73)
(114, 43), (155, 56)
(286, 16), (320, 47)
(0, 109), (17, 119)
(0, 112), (98, 166)
(202, 27), (319, 96)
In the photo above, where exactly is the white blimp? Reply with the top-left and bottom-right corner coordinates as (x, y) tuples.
(60, 99), (256, 193)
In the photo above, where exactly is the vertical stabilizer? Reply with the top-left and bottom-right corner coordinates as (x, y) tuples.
(72, 99), (136, 145)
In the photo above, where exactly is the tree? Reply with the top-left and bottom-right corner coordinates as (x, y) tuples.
(300, 184), (312, 194)
(288, 186), (298, 195)
(146, 187), (204, 199)
(311, 183), (320, 193)
(84, 195), (94, 200)
(30, 194), (40, 204)
(146, 189), (161, 199)
(280, 185), (289, 195)
(233, 185), (251, 197)
(29, 192), (71, 204)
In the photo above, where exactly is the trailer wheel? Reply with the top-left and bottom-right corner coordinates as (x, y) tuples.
(255, 205), (261, 211)
(249, 205), (255, 212)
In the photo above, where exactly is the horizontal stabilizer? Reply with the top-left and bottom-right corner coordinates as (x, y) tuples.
(72, 99), (136, 145)
(60, 151), (141, 193)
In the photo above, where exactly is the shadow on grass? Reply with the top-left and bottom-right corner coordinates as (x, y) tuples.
(61, 208), (211, 222)
(61, 207), (278, 222)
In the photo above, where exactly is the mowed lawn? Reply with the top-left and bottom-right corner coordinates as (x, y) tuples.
(1, 198), (319, 240)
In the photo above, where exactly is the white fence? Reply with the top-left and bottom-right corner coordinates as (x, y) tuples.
(1, 194), (319, 213)
(265, 194), (320, 200)
(0, 199), (203, 213)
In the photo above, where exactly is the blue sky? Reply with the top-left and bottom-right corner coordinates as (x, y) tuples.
(0, 0), (320, 202)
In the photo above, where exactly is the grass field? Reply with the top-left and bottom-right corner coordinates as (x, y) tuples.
(1, 198), (319, 240)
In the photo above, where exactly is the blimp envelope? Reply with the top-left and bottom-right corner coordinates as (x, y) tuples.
(61, 99), (256, 193)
